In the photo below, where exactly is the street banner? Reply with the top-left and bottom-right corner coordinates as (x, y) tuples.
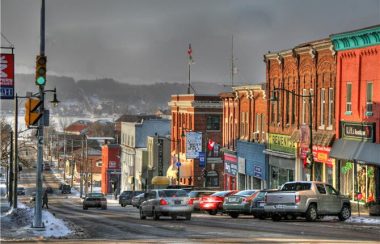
(185, 131), (202, 159)
(0, 53), (15, 99)
(199, 152), (206, 168)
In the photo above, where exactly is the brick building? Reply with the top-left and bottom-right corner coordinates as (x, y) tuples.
(264, 38), (336, 188)
(330, 25), (380, 215)
(101, 144), (121, 194)
(169, 94), (223, 189)
(220, 84), (267, 190)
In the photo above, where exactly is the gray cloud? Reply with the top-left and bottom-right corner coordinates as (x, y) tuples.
(2, 0), (379, 85)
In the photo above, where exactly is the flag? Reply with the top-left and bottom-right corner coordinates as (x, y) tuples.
(188, 43), (194, 65)
(207, 139), (215, 151)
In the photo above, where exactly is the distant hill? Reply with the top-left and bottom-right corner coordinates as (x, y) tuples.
(1, 74), (232, 115)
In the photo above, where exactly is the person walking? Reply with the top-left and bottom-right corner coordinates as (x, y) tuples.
(42, 190), (49, 209)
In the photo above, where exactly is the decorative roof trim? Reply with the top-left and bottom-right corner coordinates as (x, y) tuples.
(331, 25), (380, 51)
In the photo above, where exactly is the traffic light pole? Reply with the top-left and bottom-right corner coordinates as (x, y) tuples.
(13, 94), (18, 208)
(32, 0), (45, 229)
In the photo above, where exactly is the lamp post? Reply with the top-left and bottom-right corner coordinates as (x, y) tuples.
(270, 87), (314, 181)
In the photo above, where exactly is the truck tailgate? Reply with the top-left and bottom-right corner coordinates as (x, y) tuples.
(266, 192), (296, 205)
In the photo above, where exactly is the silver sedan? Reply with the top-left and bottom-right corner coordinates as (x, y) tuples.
(140, 189), (192, 220)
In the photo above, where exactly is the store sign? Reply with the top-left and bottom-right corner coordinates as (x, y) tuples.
(342, 122), (375, 142)
(224, 153), (238, 176)
(0, 53), (15, 100)
(268, 133), (296, 154)
(300, 146), (334, 165)
(238, 157), (245, 174)
(199, 152), (206, 168)
(254, 165), (263, 179)
(185, 131), (202, 159)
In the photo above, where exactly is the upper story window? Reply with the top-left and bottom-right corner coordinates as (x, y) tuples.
(366, 81), (373, 116)
(346, 83), (352, 115)
(207, 115), (221, 130)
(320, 88), (325, 127)
(328, 88), (334, 128)
(309, 89), (314, 119)
(302, 89), (307, 124)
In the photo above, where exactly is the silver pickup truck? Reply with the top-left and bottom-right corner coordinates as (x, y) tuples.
(264, 181), (351, 222)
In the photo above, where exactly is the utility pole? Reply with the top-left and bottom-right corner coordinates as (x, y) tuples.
(13, 94), (18, 208)
(32, 0), (45, 229)
(8, 131), (13, 206)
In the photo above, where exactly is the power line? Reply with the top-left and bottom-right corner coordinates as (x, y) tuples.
(1, 32), (14, 48)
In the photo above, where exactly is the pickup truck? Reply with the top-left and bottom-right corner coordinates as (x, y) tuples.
(264, 181), (351, 222)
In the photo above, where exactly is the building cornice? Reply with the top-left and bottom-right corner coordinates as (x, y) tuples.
(331, 25), (380, 51)
(168, 100), (223, 109)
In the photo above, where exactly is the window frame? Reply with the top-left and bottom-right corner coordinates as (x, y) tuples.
(328, 88), (334, 129)
(366, 81), (373, 116)
(320, 88), (326, 127)
(345, 82), (352, 115)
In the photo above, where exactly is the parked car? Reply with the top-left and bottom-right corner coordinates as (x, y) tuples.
(60, 184), (71, 194)
(139, 189), (192, 220)
(251, 189), (278, 219)
(17, 187), (26, 195)
(188, 190), (216, 211)
(166, 185), (195, 193)
(264, 181), (351, 222)
(223, 190), (259, 218)
(83, 192), (107, 210)
(199, 190), (238, 215)
(132, 193), (146, 208)
(119, 191), (144, 207)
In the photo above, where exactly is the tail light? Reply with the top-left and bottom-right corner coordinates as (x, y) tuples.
(295, 194), (301, 204)
(264, 194), (267, 203)
(188, 198), (194, 205)
(242, 197), (247, 203)
(159, 199), (168, 205)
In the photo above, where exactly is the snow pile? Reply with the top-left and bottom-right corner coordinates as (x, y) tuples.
(37, 209), (71, 237)
(346, 216), (380, 225)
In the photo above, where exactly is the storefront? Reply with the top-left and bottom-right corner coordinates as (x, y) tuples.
(264, 134), (296, 189)
(330, 122), (379, 208)
(237, 140), (267, 190)
(224, 153), (237, 190)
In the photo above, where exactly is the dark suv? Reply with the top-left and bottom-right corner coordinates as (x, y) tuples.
(119, 190), (144, 207)
(59, 184), (71, 194)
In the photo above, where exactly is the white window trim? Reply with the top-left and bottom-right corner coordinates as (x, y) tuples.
(327, 88), (334, 130)
(366, 81), (373, 116)
(319, 88), (325, 129)
(346, 83), (352, 115)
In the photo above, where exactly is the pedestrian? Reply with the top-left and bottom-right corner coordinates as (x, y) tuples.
(42, 190), (49, 209)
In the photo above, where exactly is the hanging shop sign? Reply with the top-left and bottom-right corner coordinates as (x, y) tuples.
(224, 153), (238, 176)
(185, 131), (202, 159)
(0, 53), (15, 100)
(341, 122), (375, 142)
(268, 133), (296, 154)
(300, 145), (334, 165)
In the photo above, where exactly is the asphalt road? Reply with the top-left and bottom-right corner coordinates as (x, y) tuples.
(13, 168), (380, 243)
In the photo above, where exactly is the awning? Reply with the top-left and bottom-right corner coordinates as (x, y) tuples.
(151, 176), (170, 185)
(329, 139), (380, 166)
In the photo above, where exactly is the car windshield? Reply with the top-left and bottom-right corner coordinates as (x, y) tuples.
(234, 190), (256, 196)
(211, 191), (231, 197)
(281, 183), (311, 191)
(159, 190), (187, 198)
(136, 193), (144, 197)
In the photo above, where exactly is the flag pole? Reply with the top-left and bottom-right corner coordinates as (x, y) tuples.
(188, 62), (191, 94)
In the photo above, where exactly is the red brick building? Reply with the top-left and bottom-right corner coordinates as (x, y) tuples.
(264, 38), (336, 188)
(168, 94), (223, 189)
(330, 25), (380, 215)
(101, 144), (121, 194)
(220, 84), (267, 190)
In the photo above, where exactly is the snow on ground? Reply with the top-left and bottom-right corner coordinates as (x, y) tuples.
(323, 215), (380, 225)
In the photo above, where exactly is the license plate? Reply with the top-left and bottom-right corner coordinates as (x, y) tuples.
(259, 202), (265, 207)
(275, 205), (284, 209)
(174, 200), (181, 205)
(229, 197), (238, 203)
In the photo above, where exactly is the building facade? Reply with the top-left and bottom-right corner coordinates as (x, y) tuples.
(330, 25), (380, 215)
(169, 94), (223, 189)
(101, 144), (120, 194)
(264, 38), (336, 189)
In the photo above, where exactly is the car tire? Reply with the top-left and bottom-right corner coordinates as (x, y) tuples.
(208, 210), (217, 215)
(139, 209), (146, 220)
(83, 206), (88, 210)
(171, 215), (177, 220)
(338, 205), (351, 221)
(121, 204), (125, 207)
(306, 204), (318, 222)
(185, 213), (191, 220)
(259, 215), (266, 220)
(271, 214), (281, 221)
(229, 213), (239, 219)
(153, 210), (160, 221)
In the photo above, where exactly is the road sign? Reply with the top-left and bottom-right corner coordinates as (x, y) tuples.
(199, 152), (206, 168)
(176, 161), (181, 167)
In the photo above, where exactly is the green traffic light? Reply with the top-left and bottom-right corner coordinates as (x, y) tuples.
(36, 76), (46, 86)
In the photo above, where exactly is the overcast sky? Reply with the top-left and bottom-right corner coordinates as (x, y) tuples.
(1, 0), (379, 85)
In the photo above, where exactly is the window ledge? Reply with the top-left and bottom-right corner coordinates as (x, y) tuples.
(345, 111), (352, 115)
(318, 125), (325, 130)
(365, 111), (373, 116)
(326, 125), (333, 131)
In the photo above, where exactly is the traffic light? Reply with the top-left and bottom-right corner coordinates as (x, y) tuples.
(25, 98), (42, 127)
(35, 55), (47, 86)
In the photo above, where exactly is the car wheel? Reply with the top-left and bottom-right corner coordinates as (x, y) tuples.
(185, 213), (191, 220)
(259, 215), (266, 220)
(229, 213), (239, 219)
(83, 206), (88, 210)
(139, 209), (146, 220)
(171, 215), (177, 220)
(121, 204), (125, 207)
(208, 210), (217, 215)
(153, 210), (160, 221)
(271, 214), (281, 222)
(338, 205), (351, 221)
(306, 204), (318, 222)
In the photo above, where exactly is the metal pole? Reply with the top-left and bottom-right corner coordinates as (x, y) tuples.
(13, 94), (18, 208)
(9, 131), (13, 206)
(80, 137), (84, 198)
(177, 139), (180, 186)
(308, 95), (314, 181)
(188, 63), (191, 94)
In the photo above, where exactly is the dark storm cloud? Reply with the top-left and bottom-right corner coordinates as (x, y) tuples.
(1, 0), (379, 84)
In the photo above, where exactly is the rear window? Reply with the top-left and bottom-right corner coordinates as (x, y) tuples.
(211, 191), (231, 197)
(121, 191), (132, 196)
(234, 190), (256, 196)
(87, 193), (104, 198)
(159, 190), (187, 197)
(281, 183), (311, 191)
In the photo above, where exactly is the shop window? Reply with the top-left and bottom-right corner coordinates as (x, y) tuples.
(314, 162), (323, 182)
(325, 164), (333, 186)
(207, 115), (221, 131)
(346, 83), (352, 115)
(206, 171), (219, 187)
(366, 81), (373, 116)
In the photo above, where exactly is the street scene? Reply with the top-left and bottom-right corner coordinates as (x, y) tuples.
(1, 0), (380, 243)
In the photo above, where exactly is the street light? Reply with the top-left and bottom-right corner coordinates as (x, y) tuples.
(270, 87), (314, 181)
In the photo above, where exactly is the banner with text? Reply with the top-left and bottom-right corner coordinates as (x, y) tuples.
(0, 53), (15, 99)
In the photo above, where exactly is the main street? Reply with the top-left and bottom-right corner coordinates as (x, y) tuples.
(9, 167), (380, 243)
